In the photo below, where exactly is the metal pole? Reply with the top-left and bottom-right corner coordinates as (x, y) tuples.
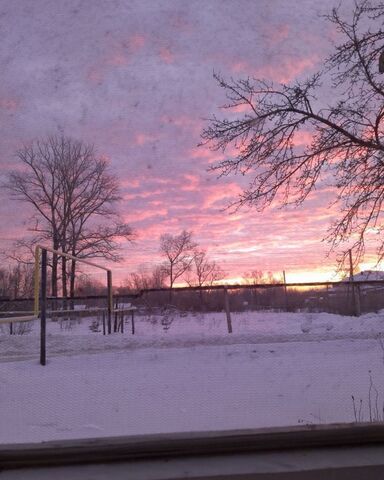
(107, 270), (112, 334)
(40, 249), (47, 366)
(34, 247), (40, 317)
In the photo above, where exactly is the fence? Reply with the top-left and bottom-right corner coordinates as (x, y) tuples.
(2, 272), (384, 366)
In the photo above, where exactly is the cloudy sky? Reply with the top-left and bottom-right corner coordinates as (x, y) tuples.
(0, 0), (373, 283)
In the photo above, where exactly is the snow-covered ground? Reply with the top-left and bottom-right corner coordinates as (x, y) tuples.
(1, 309), (384, 444)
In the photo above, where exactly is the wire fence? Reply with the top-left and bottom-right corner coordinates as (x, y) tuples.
(2, 279), (384, 365)
(1, 279), (384, 319)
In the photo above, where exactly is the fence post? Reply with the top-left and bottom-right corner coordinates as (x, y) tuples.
(224, 287), (233, 334)
(131, 311), (135, 335)
(40, 249), (47, 366)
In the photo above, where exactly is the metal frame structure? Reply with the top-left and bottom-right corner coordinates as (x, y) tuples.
(0, 245), (113, 366)
(33, 244), (112, 316)
(34, 245), (113, 365)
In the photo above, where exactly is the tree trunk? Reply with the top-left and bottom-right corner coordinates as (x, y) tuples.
(52, 252), (58, 297)
(62, 256), (68, 313)
(169, 264), (173, 303)
(70, 258), (76, 310)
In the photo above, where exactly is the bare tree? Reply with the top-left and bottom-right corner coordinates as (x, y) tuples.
(151, 264), (168, 289)
(124, 265), (167, 292)
(0, 264), (34, 299)
(187, 249), (224, 287)
(202, 1), (384, 268)
(7, 135), (133, 297)
(160, 230), (197, 299)
(243, 270), (282, 285)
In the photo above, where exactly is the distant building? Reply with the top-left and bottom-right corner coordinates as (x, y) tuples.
(341, 270), (384, 292)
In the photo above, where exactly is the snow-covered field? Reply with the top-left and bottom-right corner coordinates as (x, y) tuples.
(1, 309), (384, 444)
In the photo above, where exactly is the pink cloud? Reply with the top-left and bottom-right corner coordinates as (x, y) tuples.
(229, 103), (252, 114)
(86, 67), (104, 84)
(120, 178), (141, 188)
(123, 209), (168, 223)
(86, 34), (146, 84)
(189, 145), (225, 164)
(231, 56), (318, 84)
(123, 189), (166, 201)
(265, 57), (317, 83)
(161, 115), (202, 133)
(169, 13), (191, 32)
(134, 132), (158, 146)
(159, 47), (175, 64)
(180, 174), (200, 192)
(269, 24), (290, 45)
(129, 34), (146, 51)
(292, 130), (314, 146)
(107, 51), (128, 67)
(0, 97), (20, 112)
(203, 182), (243, 209)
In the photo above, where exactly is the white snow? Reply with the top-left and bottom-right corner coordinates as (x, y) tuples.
(1, 309), (384, 444)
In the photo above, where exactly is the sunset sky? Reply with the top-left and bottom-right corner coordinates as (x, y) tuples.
(0, 0), (379, 284)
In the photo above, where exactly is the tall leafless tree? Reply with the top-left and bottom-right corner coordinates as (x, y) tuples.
(0, 264), (34, 299)
(7, 135), (133, 297)
(160, 230), (197, 299)
(201, 1), (384, 268)
(124, 264), (167, 292)
(243, 270), (282, 285)
(187, 249), (223, 287)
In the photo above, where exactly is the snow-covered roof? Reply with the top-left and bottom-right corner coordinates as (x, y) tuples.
(343, 270), (384, 282)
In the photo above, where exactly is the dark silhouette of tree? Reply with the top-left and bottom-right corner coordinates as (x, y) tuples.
(160, 230), (197, 299)
(7, 135), (133, 297)
(125, 265), (167, 292)
(0, 264), (34, 299)
(187, 249), (224, 287)
(243, 270), (282, 285)
(202, 1), (384, 267)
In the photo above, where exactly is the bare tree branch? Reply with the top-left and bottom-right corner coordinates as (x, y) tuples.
(201, 1), (384, 266)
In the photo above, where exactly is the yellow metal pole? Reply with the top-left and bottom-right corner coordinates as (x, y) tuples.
(34, 246), (40, 316)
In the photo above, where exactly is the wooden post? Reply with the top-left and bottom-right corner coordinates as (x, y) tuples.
(355, 284), (361, 316)
(349, 249), (361, 316)
(131, 311), (135, 335)
(326, 284), (331, 312)
(114, 296), (119, 332)
(107, 270), (112, 334)
(40, 249), (47, 366)
(114, 310), (118, 333)
(224, 287), (233, 334)
(283, 270), (288, 311)
(102, 311), (106, 336)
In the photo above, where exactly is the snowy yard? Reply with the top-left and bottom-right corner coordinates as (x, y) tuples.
(1, 310), (384, 444)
